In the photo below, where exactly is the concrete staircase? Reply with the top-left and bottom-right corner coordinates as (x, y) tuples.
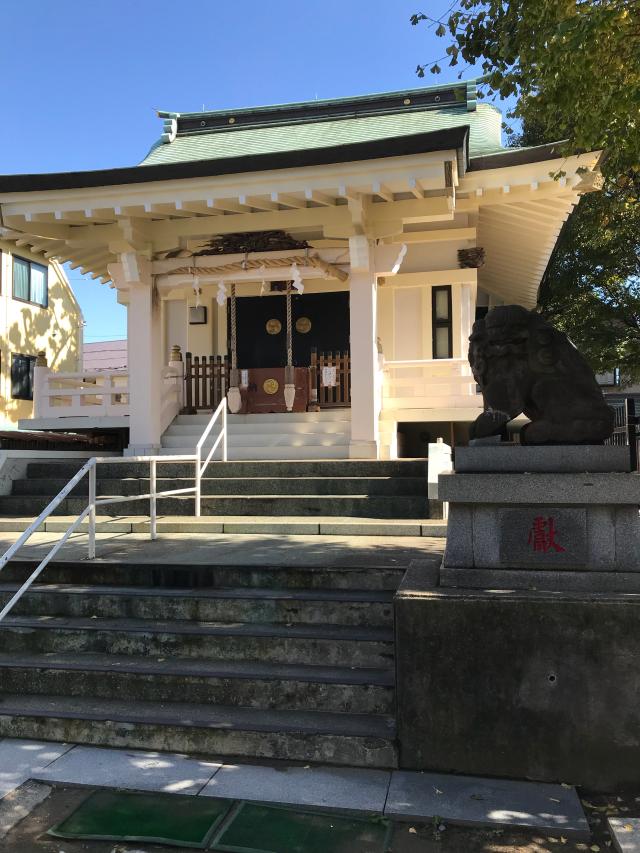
(0, 557), (402, 767)
(161, 410), (351, 460)
(0, 459), (430, 519)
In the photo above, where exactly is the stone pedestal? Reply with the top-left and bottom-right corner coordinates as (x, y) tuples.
(439, 445), (639, 589)
(394, 444), (640, 788)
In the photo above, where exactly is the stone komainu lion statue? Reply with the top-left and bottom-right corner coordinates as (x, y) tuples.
(468, 305), (614, 444)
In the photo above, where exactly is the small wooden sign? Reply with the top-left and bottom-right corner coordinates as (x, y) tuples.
(322, 366), (337, 387)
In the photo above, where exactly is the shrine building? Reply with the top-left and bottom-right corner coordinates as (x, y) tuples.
(0, 79), (600, 458)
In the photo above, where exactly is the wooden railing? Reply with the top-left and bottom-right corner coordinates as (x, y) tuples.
(184, 353), (229, 412)
(310, 349), (351, 408)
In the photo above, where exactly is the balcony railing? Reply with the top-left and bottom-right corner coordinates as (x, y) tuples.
(32, 352), (184, 431)
(382, 357), (481, 411)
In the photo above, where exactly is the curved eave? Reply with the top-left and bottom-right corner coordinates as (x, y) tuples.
(0, 127), (470, 193)
(469, 141), (570, 171)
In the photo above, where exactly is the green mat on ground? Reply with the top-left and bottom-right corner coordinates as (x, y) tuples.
(48, 789), (232, 848)
(210, 801), (392, 853)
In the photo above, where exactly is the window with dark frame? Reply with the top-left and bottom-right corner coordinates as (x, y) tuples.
(11, 354), (37, 400)
(13, 256), (48, 307)
(432, 285), (453, 359)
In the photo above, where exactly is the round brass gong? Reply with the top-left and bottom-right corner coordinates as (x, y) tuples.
(265, 318), (282, 335)
(295, 316), (312, 334)
(263, 378), (279, 395)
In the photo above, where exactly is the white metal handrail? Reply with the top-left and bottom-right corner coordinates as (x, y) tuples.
(0, 402), (228, 623)
(195, 397), (227, 517)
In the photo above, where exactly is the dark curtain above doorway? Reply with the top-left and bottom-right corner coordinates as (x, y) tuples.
(230, 291), (350, 369)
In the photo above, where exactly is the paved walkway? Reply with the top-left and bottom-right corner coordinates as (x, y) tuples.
(0, 528), (445, 566)
(0, 738), (589, 837)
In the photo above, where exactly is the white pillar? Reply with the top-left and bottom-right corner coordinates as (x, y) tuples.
(349, 237), (379, 458)
(32, 355), (50, 420)
(126, 274), (162, 455)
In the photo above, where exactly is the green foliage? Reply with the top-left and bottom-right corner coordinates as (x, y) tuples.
(539, 178), (640, 382)
(411, 0), (640, 178)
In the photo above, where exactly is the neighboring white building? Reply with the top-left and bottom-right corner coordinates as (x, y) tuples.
(0, 79), (601, 457)
(83, 340), (127, 372)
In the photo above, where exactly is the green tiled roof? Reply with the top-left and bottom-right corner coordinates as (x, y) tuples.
(140, 81), (503, 167)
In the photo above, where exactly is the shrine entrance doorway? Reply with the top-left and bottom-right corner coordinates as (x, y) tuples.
(231, 291), (349, 369)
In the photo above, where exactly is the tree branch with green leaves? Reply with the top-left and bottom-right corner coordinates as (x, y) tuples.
(411, 0), (640, 179)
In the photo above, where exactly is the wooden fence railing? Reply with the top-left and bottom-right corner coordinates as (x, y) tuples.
(310, 349), (351, 408)
(184, 353), (229, 412)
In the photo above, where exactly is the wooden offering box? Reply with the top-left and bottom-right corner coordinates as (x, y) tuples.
(239, 367), (311, 414)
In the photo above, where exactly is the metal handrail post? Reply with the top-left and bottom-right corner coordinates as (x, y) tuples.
(150, 458), (157, 540)
(223, 404), (228, 462)
(88, 464), (97, 560)
(195, 446), (202, 517)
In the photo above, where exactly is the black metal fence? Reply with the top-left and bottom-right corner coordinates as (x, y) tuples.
(606, 397), (640, 471)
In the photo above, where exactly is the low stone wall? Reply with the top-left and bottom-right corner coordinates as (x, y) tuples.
(395, 575), (640, 790)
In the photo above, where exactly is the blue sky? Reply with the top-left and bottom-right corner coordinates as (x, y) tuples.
(0, 0), (493, 343)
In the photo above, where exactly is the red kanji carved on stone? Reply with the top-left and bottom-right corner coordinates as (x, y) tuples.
(527, 516), (566, 553)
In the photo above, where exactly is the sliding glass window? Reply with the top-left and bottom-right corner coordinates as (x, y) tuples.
(432, 286), (452, 359)
(13, 256), (48, 307)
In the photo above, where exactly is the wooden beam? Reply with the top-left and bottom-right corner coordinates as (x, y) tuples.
(369, 195), (453, 225)
(155, 265), (338, 291)
(407, 178), (424, 199)
(1, 220), (71, 241)
(389, 269), (477, 287)
(70, 249), (110, 271)
(459, 181), (578, 210)
(305, 188), (335, 206)
(206, 198), (253, 214)
(382, 227), (476, 245)
(152, 247), (348, 275)
(372, 182), (394, 203)
(338, 184), (361, 201)
(480, 209), (563, 232)
(307, 255), (348, 282)
(270, 192), (307, 209)
(151, 206), (354, 247)
(43, 240), (71, 259)
(240, 195), (279, 212)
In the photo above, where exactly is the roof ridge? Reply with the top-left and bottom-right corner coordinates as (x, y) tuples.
(157, 77), (481, 120)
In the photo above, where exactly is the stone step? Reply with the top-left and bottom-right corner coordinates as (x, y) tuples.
(176, 411), (351, 425)
(12, 476), (428, 498)
(1, 559), (407, 592)
(165, 421), (351, 436)
(160, 445), (352, 460)
(25, 459), (427, 480)
(0, 516), (441, 536)
(0, 616), (394, 667)
(161, 433), (351, 448)
(0, 693), (397, 768)
(0, 494), (429, 518)
(0, 652), (394, 714)
(0, 584), (394, 627)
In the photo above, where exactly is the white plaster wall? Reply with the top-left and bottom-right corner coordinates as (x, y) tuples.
(165, 299), (188, 361)
(186, 295), (214, 357)
(393, 287), (424, 360)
